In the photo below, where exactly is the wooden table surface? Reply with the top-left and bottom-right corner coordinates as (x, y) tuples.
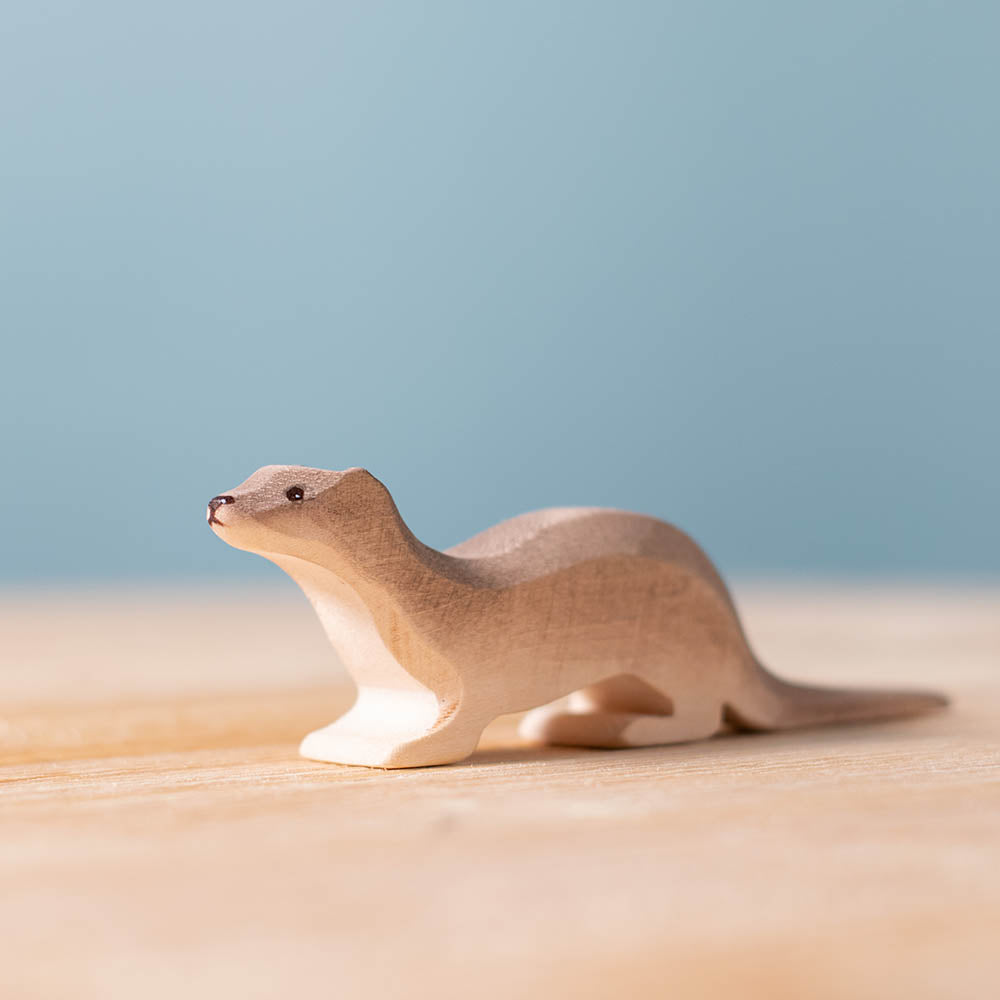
(2, 583), (998, 1000)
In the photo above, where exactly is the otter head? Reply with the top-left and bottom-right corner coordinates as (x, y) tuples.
(207, 465), (390, 563)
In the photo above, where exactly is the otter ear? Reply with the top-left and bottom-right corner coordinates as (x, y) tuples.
(339, 466), (373, 484)
(332, 466), (376, 490)
(338, 467), (390, 499)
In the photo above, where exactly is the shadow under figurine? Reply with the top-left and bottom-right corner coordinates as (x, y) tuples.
(207, 465), (947, 769)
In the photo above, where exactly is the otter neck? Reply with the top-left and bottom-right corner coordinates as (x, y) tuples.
(292, 493), (462, 619)
(267, 500), (464, 695)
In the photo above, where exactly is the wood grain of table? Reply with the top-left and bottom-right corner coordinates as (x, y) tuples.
(1, 583), (997, 1000)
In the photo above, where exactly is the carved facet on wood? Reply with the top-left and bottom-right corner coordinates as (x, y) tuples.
(207, 466), (947, 768)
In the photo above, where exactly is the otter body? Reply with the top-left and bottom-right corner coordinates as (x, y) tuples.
(208, 465), (946, 768)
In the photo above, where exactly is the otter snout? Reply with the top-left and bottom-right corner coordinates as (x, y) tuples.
(207, 494), (235, 527)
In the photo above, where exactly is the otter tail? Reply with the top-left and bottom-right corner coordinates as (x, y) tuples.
(726, 661), (948, 731)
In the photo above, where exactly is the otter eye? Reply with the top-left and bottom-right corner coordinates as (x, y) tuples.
(286, 486), (304, 502)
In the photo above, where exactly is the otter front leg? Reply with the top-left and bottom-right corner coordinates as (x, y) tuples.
(299, 686), (486, 768)
(380, 707), (490, 768)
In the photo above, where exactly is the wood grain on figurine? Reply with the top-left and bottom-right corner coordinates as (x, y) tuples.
(207, 466), (947, 768)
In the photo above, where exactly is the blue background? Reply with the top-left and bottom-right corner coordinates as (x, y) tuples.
(2, 1), (997, 582)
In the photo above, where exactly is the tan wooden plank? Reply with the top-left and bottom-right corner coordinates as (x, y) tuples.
(1, 585), (997, 1000)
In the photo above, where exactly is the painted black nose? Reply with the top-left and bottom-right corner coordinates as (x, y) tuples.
(208, 495), (235, 512)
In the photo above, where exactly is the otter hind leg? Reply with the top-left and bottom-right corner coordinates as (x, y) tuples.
(520, 676), (722, 750)
(570, 674), (675, 715)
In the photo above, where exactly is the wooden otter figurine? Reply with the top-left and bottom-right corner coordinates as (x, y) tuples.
(207, 465), (947, 768)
